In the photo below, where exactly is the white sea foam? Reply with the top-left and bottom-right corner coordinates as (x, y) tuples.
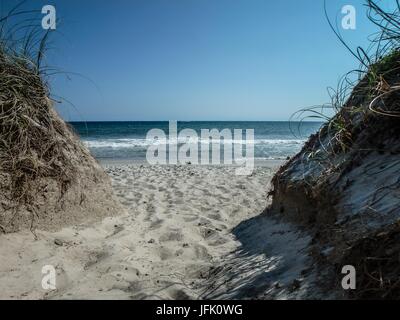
(84, 138), (306, 149)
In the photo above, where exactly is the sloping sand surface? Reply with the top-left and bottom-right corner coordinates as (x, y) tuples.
(0, 163), (316, 300)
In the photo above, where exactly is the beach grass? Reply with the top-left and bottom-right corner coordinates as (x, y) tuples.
(0, 4), (75, 232)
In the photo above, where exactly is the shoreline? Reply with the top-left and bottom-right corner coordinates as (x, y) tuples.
(98, 158), (286, 168)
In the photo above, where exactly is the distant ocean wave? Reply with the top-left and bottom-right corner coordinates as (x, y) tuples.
(70, 121), (322, 161)
(83, 138), (307, 149)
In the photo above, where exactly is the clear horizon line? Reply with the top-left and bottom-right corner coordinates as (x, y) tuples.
(67, 119), (325, 123)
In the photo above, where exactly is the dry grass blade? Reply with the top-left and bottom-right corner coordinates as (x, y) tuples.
(0, 5), (75, 233)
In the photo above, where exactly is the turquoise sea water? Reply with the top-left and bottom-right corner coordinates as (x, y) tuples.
(70, 121), (323, 162)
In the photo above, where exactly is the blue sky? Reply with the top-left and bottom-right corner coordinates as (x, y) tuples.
(3, 0), (381, 121)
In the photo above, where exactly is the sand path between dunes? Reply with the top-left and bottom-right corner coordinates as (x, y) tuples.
(0, 164), (318, 300)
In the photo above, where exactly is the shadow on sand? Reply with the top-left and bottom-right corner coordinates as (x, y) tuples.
(200, 212), (315, 299)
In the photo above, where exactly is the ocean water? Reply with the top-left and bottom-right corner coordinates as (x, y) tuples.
(69, 121), (323, 162)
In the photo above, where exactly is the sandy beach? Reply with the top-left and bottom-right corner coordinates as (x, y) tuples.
(0, 161), (317, 300)
(2, 0), (400, 302)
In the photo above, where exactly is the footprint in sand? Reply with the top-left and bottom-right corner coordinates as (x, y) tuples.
(149, 219), (164, 230)
(170, 289), (192, 300)
(175, 190), (184, 198)
(207, 213), (223, 221)
(157, 247), (174, 261)
(200, 206), (212, 213)
(199, 227), (228, 246)
(105, 264), (141, 282)
(185, 264), (213, 280)
(207, 235), (229, 247)
(183, 214), (199, 223)
(144, 183), (157, 190)
(84, 250), (109, 270)
(193, 244), (211, 261)
(159, 230), (184, 242)
(146, 204), (156, 214)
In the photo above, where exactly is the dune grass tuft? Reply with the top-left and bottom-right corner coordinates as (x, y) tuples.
(292, 1), (400, 160)
(0, 5), (75, 232)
